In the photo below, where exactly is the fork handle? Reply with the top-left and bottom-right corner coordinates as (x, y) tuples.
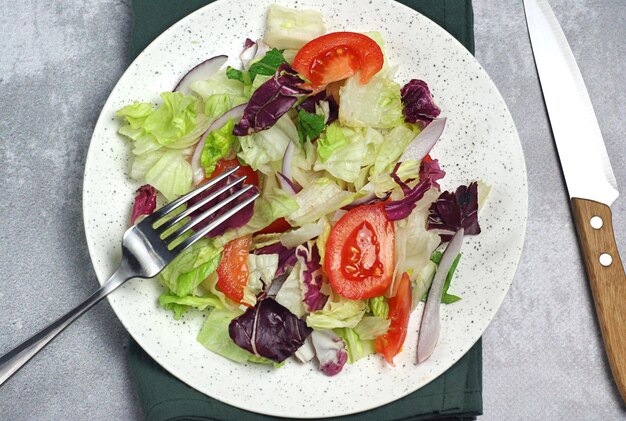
(0, 269), (128, 386)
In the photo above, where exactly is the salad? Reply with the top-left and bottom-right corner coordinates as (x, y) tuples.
(116, 4), (489, 374)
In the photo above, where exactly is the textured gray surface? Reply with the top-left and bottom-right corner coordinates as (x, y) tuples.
(0, 0), (624, 420)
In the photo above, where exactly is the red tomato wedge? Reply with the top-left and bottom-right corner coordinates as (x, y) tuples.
(255, 217), (292, 235)
(375, 272), (412, 364)
(324, 204), (394, 300)
(292, 32), (384, 88)
(209, 158), (259, 187)
(216, 235), (252, 305)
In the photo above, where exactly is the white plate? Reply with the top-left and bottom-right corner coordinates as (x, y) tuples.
(82, 0), (527, 417)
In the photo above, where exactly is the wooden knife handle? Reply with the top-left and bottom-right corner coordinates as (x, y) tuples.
(571, 197), (626, 402)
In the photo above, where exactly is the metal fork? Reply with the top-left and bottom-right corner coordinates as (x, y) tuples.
(0, 166), (258, 386)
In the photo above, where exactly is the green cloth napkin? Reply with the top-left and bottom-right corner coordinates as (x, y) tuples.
(127, 1), (480, 420)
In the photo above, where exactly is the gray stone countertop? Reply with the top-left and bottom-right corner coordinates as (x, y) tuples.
(0, 1), (624, 419)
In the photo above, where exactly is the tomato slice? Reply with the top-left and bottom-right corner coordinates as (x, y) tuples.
(324, 203), (394, 300)
(375, 272), (412, 364)
(216, 235), (252, 305)
(256, 217), (292, 235)
(292, 32), (384, 88)
(205, 158), (259, 187)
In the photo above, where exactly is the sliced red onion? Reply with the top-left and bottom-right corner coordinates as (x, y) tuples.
(400, 117), (447, 162)
(416, 228), (464, 363)
(174, 55), (228, 96)
(279, 140), (300, 194)
(190, 103), (247, 185)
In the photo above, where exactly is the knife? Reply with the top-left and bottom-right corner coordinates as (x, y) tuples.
(524, 0), (626, 402)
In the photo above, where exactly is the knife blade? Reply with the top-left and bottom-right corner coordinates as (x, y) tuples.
(524, 0), (626, 402)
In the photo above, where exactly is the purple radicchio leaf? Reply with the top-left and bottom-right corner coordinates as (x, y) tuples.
(400, 79), (441, 126)
(228, 297), (312, 363)
(188, 175), (257, 237)
(428, 181), (480, 242)
(311, 330), (348, 376)
(296, 91), (339, 125)
(419, 157), (446, 190)
(295, 243), (328, 312)
(254, 242), (297, 276)
(383, 163), (432, 221)
(130, 184), (157, 225)
(233, 63), (311, 136)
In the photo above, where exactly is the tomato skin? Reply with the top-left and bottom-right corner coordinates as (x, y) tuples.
(375, 272), (412, 364)
(256, 217), (292, 235)
(206, 158), (259, 187)
(216, 235), (252, 305)
(292, 32), (384, 88)
(324, 203), (394, 300)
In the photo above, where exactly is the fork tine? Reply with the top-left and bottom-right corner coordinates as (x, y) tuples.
(171, 191), (260, 255)
(147, 165), (240, 222)
(156, 175), (247, 234)
(164, 184), (256, 245)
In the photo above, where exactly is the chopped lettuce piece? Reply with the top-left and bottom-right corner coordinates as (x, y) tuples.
(141, 92), (198, 147)
(275, 261), (306, 318)
(354, 316), (390, 340)
(237, 114), (297, 174)
(201, 118), (236, 177)
(159, 293), (222, 320)
(264, 4), (326, 50)
(372, 124), (419, 177)
(159, 238), (222, 297)
(306, 296), (367, 330)
(339, 74), (404, 129)
(390, 188), (440, 297)
(204, 93), (247, 120)
(247, 253), (279, 295)
(334, 327), (376, 364)
(316, 122), (347, 162)
(144, 149), (193, 201)
(189, 69), (247, 100)
(287, 177), (354, 226)
(368, 296), (389, 319)
(314, 126), (370, 183)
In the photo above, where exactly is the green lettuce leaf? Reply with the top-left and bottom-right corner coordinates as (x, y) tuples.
(371, 124), (420, 177)
(201, 118), (236, 177)
(204, 94), (247, 120)
(368, 296), (389, 319)
(334, 327), (376, 364)
(237, 114), (297, 174)
(316, 122), (346, 162)
(354, 316), (390, 340)
(306, 296), (367, 329)
(189, 69), (246, 100)
(140, 92), (197, 147)
(339, 74), (404, 129)
(159, 293), (223, 320)
(287, 177), (354, 226)
(159, 238), (222, 297)
(314, 126), (371, 183)
(144, 149), (193, 201)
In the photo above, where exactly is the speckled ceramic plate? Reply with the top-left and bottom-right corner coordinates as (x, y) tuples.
(82, 0), (527, 417)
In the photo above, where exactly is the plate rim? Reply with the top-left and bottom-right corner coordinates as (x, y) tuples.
(82, 0), (529, 417)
